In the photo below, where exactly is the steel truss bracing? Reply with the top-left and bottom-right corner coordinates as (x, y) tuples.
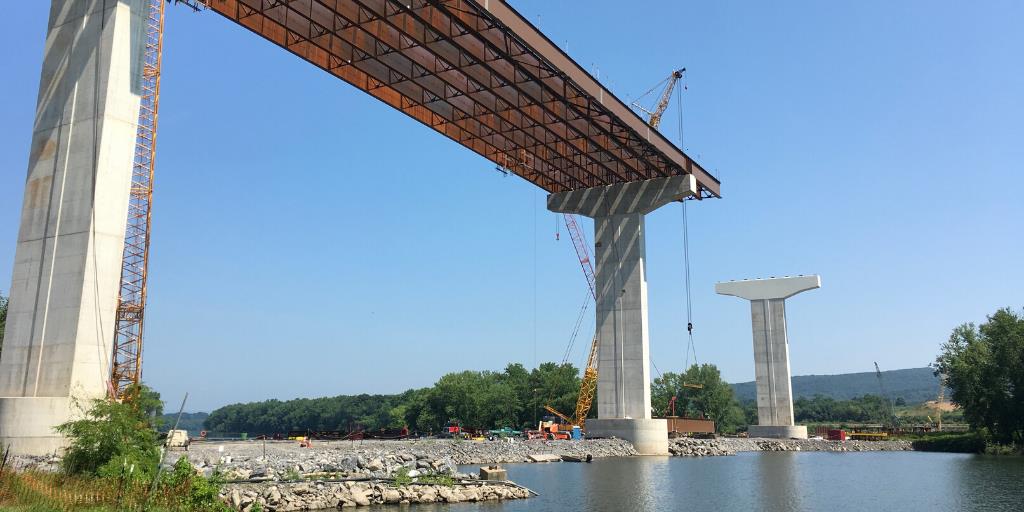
(200, 0), (720, 197)
(110, 0), (166, 400)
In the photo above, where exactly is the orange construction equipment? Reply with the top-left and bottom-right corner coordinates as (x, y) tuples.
(560, 213), (599, 429)
(110, 0), (166, 401)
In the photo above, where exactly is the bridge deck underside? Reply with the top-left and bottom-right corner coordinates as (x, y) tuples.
(204, 0), (720, 196)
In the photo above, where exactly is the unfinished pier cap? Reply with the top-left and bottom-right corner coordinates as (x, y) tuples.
(548, 175), (700, 455)
(716, 275), (821, 439)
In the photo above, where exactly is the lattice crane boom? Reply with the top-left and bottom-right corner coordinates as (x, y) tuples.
(632, 68), (685, 130)
(561, 213), (599, 428)
(110, 0), (166, 401)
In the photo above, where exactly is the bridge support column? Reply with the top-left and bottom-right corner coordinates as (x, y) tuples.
(548, 175), (698, 455)
(0, 0), (143, 455)
(715, 276), (821, 439)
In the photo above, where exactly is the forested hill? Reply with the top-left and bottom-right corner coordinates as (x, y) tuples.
(731, 367), (941, 404)
(157, 412), (209, 433)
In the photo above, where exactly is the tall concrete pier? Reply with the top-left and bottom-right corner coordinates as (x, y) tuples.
(716, 275), (820, 439)
(548, 175), (698, 454)
(0, 0), (143, 454)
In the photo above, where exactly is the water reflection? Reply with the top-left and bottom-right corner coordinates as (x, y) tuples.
(412, 452), (1024, 512)
(756, 453), (803, 512)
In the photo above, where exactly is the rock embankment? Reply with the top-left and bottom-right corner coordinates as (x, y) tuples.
(221, 480), (531, 511)
(182, 438), (636, 479)
(180, 438), (633, 510)
(670, 437), (913, 457)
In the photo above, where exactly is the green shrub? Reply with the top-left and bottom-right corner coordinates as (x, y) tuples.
(54, 395), (160, 478)
(911, 432), (986, 453)
(161, 457), (230, 512)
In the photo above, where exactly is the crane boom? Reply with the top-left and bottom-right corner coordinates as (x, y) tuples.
(874, 362), (898, 426)
(560, 213), (599, 428)
(631, 68), (685, 130)
(110, 0), (166, 401)
(648, 68), (684, 130)
(543, 405), (575, 426)
(563, 213), (596, 299)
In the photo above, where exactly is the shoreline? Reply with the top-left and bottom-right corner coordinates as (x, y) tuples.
(669, 437), (913, 457)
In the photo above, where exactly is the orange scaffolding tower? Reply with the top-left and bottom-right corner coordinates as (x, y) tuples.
(110, 0), (166, 400)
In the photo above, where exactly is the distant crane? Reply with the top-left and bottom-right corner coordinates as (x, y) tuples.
(874, 362), (899, 427)
(935, 373), (947, 431)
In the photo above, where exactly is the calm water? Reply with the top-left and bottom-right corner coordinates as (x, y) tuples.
(378, 452), (1024, 511)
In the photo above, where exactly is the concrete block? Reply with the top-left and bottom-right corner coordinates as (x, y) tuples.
(526, 454), (562, 463)
(748, 425), (808, 439)
(479, 465), (508, 480)
(586, 418), (668, 455)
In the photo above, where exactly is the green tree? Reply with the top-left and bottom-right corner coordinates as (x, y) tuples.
(529, 362), (580, 427)
(55, 387), (161, 478)
(935, 308), (1024, 444)
(651, 364), (745, 433)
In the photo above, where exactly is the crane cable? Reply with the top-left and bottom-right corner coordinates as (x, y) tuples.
(675, 78), (700, 399)
(682, 201), (698, 371)
(678, 78), (700, 380)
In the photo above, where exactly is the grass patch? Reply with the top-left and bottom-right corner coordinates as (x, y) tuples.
(391, 467), (454, 487)
(0, 458), (229, 512)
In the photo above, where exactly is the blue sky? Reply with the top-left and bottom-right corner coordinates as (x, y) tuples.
(1, 1), (1021, 412)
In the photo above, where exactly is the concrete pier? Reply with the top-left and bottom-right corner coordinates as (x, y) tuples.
(548, 175), (699, 454)
(716, 276), (820, 439)
(0, 0), (143, 455)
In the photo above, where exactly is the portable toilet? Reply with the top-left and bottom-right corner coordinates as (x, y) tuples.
(571, 426), (582, 440)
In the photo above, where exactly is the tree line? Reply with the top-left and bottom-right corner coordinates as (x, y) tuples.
(936, 307), (1023, 445)
(204, 362), (583, 435)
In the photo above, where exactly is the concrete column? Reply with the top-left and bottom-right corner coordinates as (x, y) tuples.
(0, 0), (143, 455)
(716, 275), (821, 439)
(548, 175), (698, 454)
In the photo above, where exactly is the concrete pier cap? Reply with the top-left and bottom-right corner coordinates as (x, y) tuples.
(716, 275), (820, 440)
(715, 275), (821, 301)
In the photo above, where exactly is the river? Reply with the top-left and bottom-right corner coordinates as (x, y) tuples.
(390, 452), (1024, 511)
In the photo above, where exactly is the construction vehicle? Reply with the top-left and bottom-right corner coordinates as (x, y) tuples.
(439, 422), (465, 439)
(541, 405), (583, 439)
(531, 420), (572, 441)
(487, 427), (522, 439)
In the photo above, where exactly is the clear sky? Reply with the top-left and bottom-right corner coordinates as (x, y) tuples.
(1, 1), (1021, 412)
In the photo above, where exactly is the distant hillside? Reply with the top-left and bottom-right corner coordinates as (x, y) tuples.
(157, 412), (209, 433)
(731, 367), (941, 404)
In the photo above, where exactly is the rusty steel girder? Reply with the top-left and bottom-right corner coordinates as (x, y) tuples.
(201, 0), (720, 197)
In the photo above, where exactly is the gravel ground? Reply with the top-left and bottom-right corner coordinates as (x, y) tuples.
(670, 437), (913, 457)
